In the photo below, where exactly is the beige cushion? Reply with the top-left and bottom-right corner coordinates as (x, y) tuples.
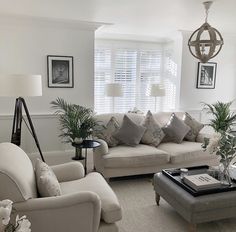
(103, 144), (170, 168)
(0, 143), (37, 202)
(158, 141), (213, 164)
(114, 115), (146, 146)
(95, 117), (120, 147)
(35, 159), (62, 197)
(141, 110), (165, 147)
(60, 172), (122, 224)
(183, 112), (204, 141)
(153, 112), (185, 127)
(162, 113), (190, 143)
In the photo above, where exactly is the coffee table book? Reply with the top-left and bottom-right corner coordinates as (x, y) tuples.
(183, 174), (221, 191)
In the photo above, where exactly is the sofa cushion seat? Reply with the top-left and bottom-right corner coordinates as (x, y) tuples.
(103, 144), (170, 168)
(60, 172), (121, 224)
(157, 141), (213, 164)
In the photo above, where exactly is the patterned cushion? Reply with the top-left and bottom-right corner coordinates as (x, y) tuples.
(162, 113), (190, 144)
(94, 117), (120, 147)
(114, 115), (146, 146)
(35, 159), (61, 197)
(141, 111), (165, 147)
(183, 112), (204, 141)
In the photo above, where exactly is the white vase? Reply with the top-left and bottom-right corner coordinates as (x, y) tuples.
(74, 137), (83, 144)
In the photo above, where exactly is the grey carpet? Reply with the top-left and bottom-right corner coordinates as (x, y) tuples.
(110, 176), (236, 232)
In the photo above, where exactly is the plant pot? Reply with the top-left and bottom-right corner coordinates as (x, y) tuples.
(74, 137), (83, 144)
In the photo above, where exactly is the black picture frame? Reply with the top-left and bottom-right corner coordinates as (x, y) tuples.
(47, 55), (74, 88)
(196, 62), (217, 89)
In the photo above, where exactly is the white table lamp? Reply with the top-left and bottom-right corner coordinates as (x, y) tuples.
(149, 84), (165, 112)
(0, 74), (45, 161)
(106, 83), (123, 113)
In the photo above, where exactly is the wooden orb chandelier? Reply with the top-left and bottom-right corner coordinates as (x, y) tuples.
(188, 1), (224, 63)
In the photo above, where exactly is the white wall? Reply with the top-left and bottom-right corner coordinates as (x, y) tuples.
(0, 15), (101, 163)
(179, 31), (236, 110)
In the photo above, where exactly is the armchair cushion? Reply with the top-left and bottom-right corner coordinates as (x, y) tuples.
(51, 162), (85, 182)
(60, 172), (122, 224)
(35, 159), (61, 197)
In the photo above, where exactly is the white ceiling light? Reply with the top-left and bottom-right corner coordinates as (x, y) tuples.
(188, 1), (224, 63)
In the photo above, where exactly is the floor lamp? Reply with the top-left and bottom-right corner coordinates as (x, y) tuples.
(149, 84), (165, 112)
(0, 75), (45, 162)
(106, 83), (123, 113)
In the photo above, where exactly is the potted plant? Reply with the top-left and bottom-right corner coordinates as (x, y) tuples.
(202, 101), (236, 134)
(202, 101), (236, 185)
(51, 98), (98, 144)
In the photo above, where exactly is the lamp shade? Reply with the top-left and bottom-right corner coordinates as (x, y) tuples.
(149, 84), (165, 97)
(0, 74), (42, 97)
(106, 83), (123, 97)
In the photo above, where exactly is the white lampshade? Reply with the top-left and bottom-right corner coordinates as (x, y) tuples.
(106, 83), (123, 97)
(149, 84), (165, 97)
(0, 74), (42, 97)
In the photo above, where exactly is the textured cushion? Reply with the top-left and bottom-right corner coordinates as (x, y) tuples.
(141, 110), (165, 147)
(95, 117), (120, 147)
(35, 159), (61, 197)
(162, 113), (190, 143)
(60, 172), (122, 224)
(114, 115), (146, 146)
(103, 144), (170, 168)
(183, 112), (204, 141)
(157, 141), (213, 164)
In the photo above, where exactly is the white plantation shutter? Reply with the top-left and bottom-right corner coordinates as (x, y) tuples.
(94, 40), (178, 114)
(139, 50), (162, 112)
(114, 49), (137, 112)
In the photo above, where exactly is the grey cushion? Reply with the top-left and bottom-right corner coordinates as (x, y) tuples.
(94, 116), (120, 147)
(35, 159), (62, 197)
(103, 144), (170, 168)
(114, 115), (146, 146)
(183, 112), (204, 141)
(141, 110), (165, 147)
(162, 113), (190, 143)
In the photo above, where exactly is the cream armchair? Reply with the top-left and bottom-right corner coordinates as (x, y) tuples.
(0, 143), (121, 232)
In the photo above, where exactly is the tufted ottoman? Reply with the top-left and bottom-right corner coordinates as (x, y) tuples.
(153, 172), (236, 232)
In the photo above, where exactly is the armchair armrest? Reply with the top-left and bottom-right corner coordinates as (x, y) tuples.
(14, 192), (101, 232)
(93, 139), (109, 174)
(51, 162), (84, 182)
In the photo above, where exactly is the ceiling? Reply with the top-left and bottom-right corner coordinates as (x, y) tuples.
(0, 0), (235, 40)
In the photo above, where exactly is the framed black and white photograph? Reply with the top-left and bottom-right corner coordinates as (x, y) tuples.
(196, 62), (217, 89)
(47, 55), (74, 88)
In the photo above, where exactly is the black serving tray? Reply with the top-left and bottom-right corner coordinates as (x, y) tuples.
(162, 165), (236, 196)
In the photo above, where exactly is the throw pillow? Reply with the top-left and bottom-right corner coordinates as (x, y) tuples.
(94, 117), (120, 147)
(114, 115), (146, 146)
(35, 159), (61, 197)
(183, 112), (204, 141)
(141, 110), (165, 147)
(162, 113), (190, 144)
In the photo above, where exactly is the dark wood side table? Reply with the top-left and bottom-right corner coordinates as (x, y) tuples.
(71, 140), (100, 174)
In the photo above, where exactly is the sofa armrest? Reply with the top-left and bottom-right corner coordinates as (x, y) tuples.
(93, 139), (109, 173)
(14, 192), (101, 232)
(51, 162), (85, 182)
(196, 132), (213, 143)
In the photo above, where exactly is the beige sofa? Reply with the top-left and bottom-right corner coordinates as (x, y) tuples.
(94, 112), (218, 178)
(0, 143), (121, 232)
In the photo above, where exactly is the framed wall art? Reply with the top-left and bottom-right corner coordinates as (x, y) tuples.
(196, 62), (217, 89)
(47, 55), (74, 88)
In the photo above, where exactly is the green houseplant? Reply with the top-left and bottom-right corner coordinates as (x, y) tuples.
(202, 101), (236, 185)
(51, 98), (98, 143)
(202, 101), (236, 134)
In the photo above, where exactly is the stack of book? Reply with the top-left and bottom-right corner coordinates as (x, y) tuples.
(183, 174), (221, 191)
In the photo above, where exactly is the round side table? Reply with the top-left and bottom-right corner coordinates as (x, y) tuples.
(71, 140), (100, 174)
